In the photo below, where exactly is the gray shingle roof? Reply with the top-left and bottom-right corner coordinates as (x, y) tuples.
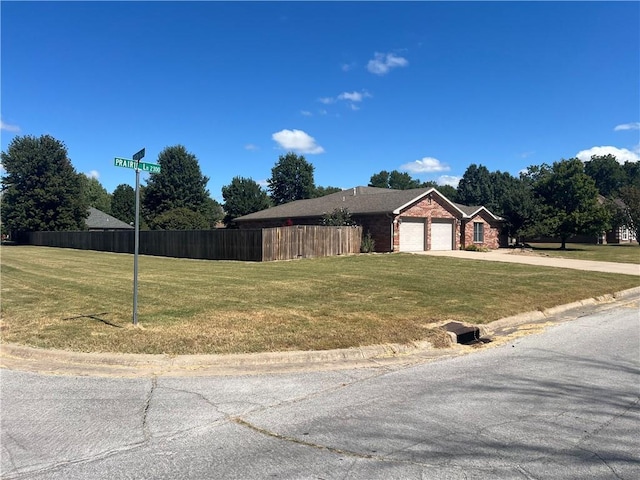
(86, 208), (134, 230)
(235, 186), (501, 222)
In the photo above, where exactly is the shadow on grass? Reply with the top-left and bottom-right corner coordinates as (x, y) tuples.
(62, 312), (123, 328)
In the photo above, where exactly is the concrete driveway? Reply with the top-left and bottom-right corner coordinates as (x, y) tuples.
(417, 249), (640, 276)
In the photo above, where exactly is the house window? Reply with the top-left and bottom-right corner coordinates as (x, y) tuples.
(622, 227), (628, 241)
(473, 222), (484, 243)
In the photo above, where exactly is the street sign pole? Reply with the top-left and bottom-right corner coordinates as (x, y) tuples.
(132, 148), (145, 326)
(114, 149), (155, 326)
(133, 166), (140, 326)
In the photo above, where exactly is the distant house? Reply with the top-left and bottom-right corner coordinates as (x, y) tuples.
(86, 208), (134, 231)
(234, 186), (502, 252)
(598, 196), (637, 244)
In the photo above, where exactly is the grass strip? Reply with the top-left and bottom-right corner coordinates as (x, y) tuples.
(1, 246), (638, 354)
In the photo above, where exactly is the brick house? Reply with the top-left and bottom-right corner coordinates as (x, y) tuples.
(234, 187), (502, 252)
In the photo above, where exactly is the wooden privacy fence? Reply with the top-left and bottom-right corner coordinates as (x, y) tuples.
(20, 226), (362, 262)
(262, 225), (362, 261)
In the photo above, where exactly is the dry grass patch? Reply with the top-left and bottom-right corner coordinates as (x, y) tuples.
(1, 246), (638, 354)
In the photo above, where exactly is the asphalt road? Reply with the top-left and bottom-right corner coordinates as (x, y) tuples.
(1, 302), (639, 479)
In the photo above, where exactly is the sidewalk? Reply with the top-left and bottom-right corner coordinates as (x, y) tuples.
(417, 249), (640, 276)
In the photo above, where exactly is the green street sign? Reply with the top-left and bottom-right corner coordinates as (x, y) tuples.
(133, 148), (145, 161)
(114, 157), (161, 173)
(138, 161), (161, 173)
(114, 157), (137, 169)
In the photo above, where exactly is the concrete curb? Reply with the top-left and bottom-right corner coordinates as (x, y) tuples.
(1, 287), (638, 376)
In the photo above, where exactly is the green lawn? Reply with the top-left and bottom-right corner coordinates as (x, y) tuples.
(1, 246), (638, 355)
(527, 243), (640, 264)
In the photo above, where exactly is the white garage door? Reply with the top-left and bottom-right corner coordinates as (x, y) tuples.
(399, 218), (425, 252)
(431, 220), (453, 251)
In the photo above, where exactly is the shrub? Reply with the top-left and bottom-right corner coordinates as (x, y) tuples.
(361, 231), (375, 253)
(464, 244), (489, 252)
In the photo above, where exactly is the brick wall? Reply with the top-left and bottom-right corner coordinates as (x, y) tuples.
(462, 212), (500, 249)
(354, 215), (393, 252)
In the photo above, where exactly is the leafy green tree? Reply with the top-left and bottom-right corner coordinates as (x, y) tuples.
(389, 170), (421, 190)
(111, 184), (136, 225)
(201, 197), (224, 228)
(435, 184), (457, 201)
(313, 185), (342, 197)
(619, 185), (640, 243)
(622, 161), (640, 189)
(456, 164), (494, 209)
(368, 170), (422, 190)
(81, 175), (112, 214)
(1, 135), (88, 234)
(268, 152), (316, 205)
(321, 207), (354, 226)
(152, 207), (209, 230)
(222, 176), (272, 226)
(369, 170), (391, 188)
(584, 154), (625, 197)
(501, 174), (538, 242)
(142, 145), (210, 228)
(532, 158), (610, 249)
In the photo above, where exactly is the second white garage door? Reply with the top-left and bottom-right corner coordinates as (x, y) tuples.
(399, 219), (425, 252)
(430, 220), (454, 251)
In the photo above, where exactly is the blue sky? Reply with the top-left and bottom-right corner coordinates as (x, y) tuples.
(2, 1), (639, 202)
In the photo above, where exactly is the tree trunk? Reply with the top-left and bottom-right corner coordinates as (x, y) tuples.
(560, 237), (567, 250)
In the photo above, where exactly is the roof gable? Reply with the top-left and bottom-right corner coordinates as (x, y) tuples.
(86, 208), (134, 230)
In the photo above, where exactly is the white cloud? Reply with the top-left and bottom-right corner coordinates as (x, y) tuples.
(401, 157), (450, 174)
(614, 122), (640, 131)
(0, 120), (20, 132)
(272, 129), (325, 154)
(318, 97), (335, 105)
(300, 110), (312, 117)
(341, 62), (356, 72)
(256, 179), (269, 188)
(575, 146), (639, 163)
(437, 175), (461, 187)
(245, 144), (259, 151)
(337, 91), (371, 102)
(349, 104), (360, 111)
(367, 52), (409, 75)
(86, 170), (100, 179)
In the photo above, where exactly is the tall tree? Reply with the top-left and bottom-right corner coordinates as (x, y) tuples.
(1, 135), (88, 234)
(201, 197), (224, 228)
(222, 176), (272, 226)
(142, 145), (210, 228)
(584, 154), (625, 197)
(533, 158), (610, 249)
(368, 170), (422, 190)
(267, 152), (315, 205)
(111, 184), (136, 225)
(81, 175), (112, 214)
(456, 164), (494, 208)
(369, 170), (391, 188)
(434, 184), (458, 202)
(622, 161), (640, 189)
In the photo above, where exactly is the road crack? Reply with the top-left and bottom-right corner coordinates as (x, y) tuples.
(142, 376), (157, 442)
